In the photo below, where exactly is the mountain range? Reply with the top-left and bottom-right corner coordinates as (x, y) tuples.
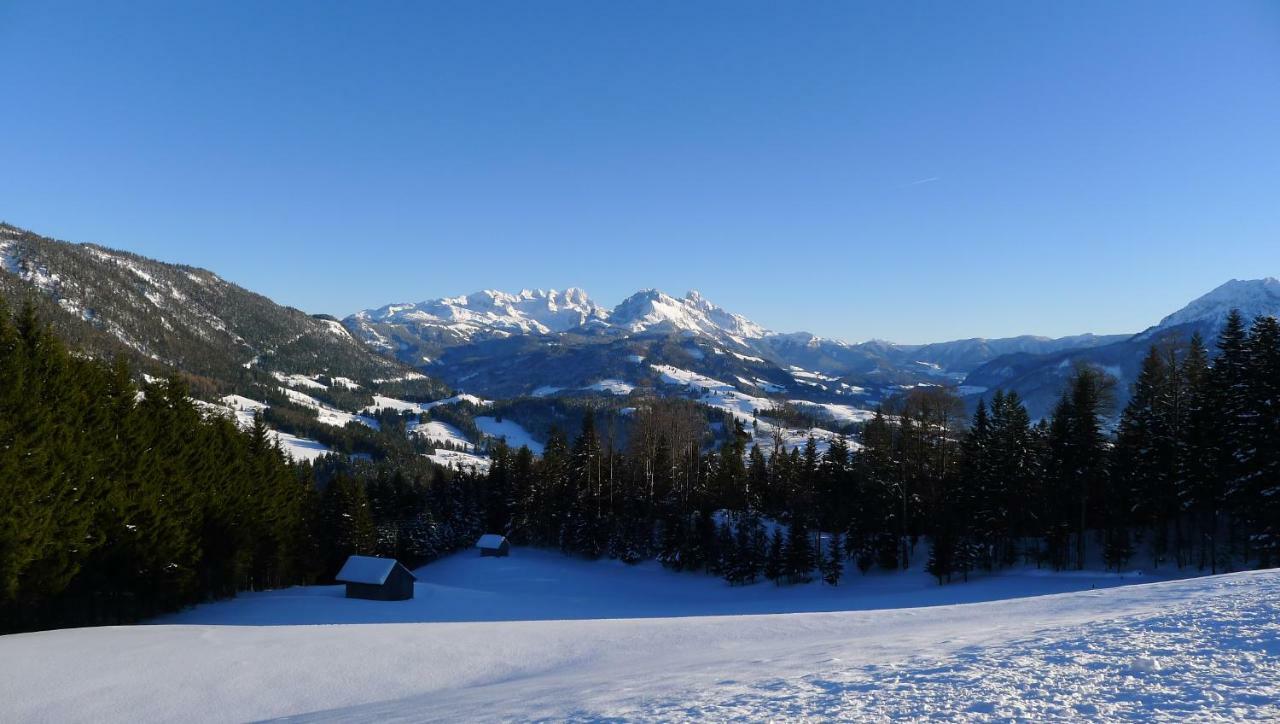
(3, 220), (1278, 427)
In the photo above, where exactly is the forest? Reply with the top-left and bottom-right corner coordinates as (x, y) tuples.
(2, 299), (1278, 633)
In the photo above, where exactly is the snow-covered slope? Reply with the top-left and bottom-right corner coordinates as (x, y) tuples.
(0, 223), (425, 386)
(606, 289), (768, 341)
(348, 288), (608, 349)
(3, 551), (1274, 722)
(346, 285), (1131, 409)
(965, 276), (1280, 420)
(1151, 277), (1280, 333)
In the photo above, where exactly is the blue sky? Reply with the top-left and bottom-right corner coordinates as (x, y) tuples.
(2, 1), (1278, 344)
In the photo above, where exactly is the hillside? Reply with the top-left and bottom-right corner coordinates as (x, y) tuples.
(0, 222), (425, 386)
(2, 550), (1274, 721)
(964, 277), (1280, 419)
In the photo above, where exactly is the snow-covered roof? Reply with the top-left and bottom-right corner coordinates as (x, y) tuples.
(476, 534), (508, 550)
(335, 555), (412, 585)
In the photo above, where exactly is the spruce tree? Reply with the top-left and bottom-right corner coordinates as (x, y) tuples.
(821, 532), (844, 586)
(785, 517), (815, 583)
(764, 528), (785, 584)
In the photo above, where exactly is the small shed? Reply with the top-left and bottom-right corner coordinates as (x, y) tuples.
(476, 534), (510, 557)
(335, 555), (416, 600)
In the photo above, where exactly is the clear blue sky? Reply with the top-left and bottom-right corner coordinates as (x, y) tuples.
(2, 1), (1278, 344)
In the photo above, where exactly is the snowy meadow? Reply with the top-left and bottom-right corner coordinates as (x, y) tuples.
(2, 549), (1276, 722)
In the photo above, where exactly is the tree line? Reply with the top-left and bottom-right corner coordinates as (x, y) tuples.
(4, 299), (1278, 632)
(0, 302), (480, 633)
(476, 309), (1280, 586)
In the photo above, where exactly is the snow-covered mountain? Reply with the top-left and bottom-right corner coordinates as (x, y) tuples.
(965, 277), (1280, 420)
(346, 286), (1130, 406)
(1146, 277), (1280, 337)
(351, 288), (608, 348)
(606, 289), (769, 342)
(0, 222), (426, 385)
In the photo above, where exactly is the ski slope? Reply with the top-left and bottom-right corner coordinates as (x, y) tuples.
(2, 551), (1276, 722)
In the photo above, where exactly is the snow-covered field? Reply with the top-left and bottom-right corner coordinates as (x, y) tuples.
(2, 550), (1276, 722)
(474, 416), (544, 454)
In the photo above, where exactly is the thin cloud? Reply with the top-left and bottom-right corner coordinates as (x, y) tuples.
(899, 175), (941, 188)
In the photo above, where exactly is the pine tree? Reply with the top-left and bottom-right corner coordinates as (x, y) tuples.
(764, 528), (785, 584)
(821, 532), (844, 586)
(1242, 315), (1280, 564)
(785, 517), (815, 583)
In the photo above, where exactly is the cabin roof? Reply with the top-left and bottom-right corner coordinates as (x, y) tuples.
(336, 555), (413, 585)
(476, 534), (508, 550)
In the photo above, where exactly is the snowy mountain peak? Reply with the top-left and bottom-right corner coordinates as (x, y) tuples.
(352, 287), (610, 340)
(1155, 277), (1280, 331)
(608, 289), (769, 342)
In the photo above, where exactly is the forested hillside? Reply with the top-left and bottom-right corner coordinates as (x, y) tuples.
(472, 309), (1280, 586)
(0, 302), (480, 633)
(0, 223), (421, 386)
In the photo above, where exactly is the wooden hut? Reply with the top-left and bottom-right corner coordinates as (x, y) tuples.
(476, 534), (510, 557)
(335, 555), (416, 600)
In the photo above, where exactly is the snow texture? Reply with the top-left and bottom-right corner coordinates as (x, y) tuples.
(354, 288), (608, 339)
(279, 387), (380, 430)
(475, 416), (544, 454)
(651, 364), (860, 454)
(408, 420), (473, 450)
(334, 556), (400, 585)
(2, 550), (1275, 722)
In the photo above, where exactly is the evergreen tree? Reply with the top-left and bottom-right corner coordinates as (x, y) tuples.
(764, 528), (786, 584)
(821, 532), (844, 586)
(784, 517), (815, 583)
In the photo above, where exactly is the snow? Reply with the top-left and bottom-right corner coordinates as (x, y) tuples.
(582, 378), (634, 395)
(279, 387), (379, 430)
(1154, 277), (1280, 331)
(365, 394), (491, 415)
(354, 288), (608, 340)
(424, 448), (491, 474)
(475, 416), (544, 454)
(4, 550), (1276, 723)
(409, 420), (473, 450)
(530, 385), (563, 397)
(609, 289), (769, 340)
(271, 371), (327, 390)
(475, 534), (508, 550)
(370, 373), (427, 384)
(335, 556), (402, 585)
(318, 318), (352, 340)
(272, 431), (333, 463)
(788, 400), (877, 426)
(651, 363), (859, 455)
(204, 395), (335, 463)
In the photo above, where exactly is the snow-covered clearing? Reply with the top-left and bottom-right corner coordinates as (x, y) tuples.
(789, 399), (877, 426)
(651, 363), (862, 454)
(202, 395), (334, 462)
(475, 416), (544, 454)
(279, 387), (379, 430)
(271, 371), (327, 390)
(424, 448), (491, 473)
(2, 551), (1275, 722)
(364, 393), (490, 415)
(408, 419), (473, 450)
(582, 378), (635, 395)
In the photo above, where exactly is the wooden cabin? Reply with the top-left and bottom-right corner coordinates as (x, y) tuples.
(335, 555), (416, 600)
(476, 533), (510, 557)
